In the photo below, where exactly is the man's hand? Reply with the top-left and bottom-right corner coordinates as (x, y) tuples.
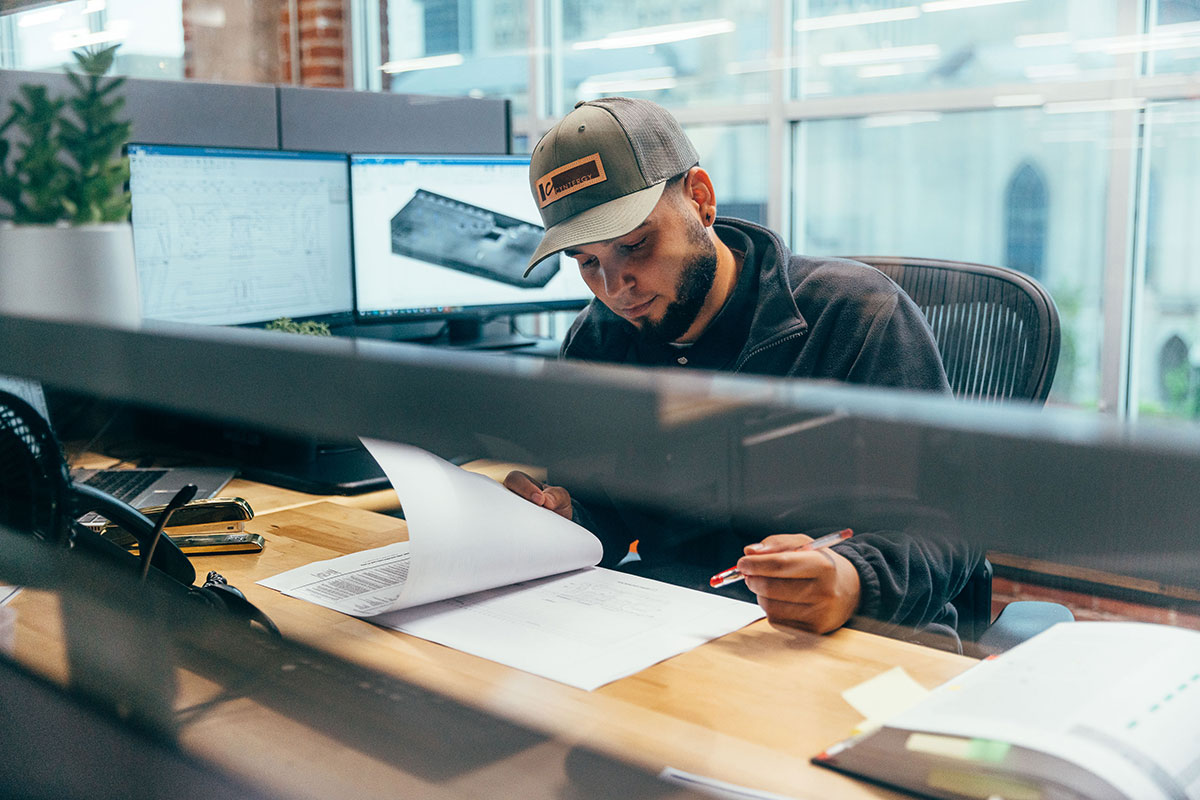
(737, 534), (862, 634)
(503, 471), (573, 520)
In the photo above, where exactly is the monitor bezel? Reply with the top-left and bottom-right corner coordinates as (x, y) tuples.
(348, 153), (591, 328)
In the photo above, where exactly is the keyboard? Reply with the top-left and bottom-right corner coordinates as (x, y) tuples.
(80, 469), (167, 504)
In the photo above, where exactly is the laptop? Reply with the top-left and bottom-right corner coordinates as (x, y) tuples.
(71, 466), (236, 525)
(0, 374), (235, 525)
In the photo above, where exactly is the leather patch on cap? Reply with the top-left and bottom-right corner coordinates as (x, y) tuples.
(535, 153), (607, 208)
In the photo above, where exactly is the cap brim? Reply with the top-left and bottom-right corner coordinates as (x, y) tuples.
(523, 181), (666, 277)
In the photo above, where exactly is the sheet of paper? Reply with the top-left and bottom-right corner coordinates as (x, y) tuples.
(259, 441), (764, 690)
(0, 585), (20, 606)
(258, 542), (413, 616)
(840, 666), (930, 733)
(372, 566), (764, 691)
(658, 767), (799, 800)
(362, 438), (603, 611)
(259, 440), (601, 616)
(890, 622), (1200, 800)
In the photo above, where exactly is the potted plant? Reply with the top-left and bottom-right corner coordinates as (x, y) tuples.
(0, 45), (140, 329)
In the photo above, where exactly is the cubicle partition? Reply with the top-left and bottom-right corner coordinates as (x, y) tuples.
(0, 68), (510, 155)
(4, 315), (1200, 798)
(4, 315), (1200, 591)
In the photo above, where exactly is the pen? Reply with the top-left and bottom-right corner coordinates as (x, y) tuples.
(709, 528), (853, 588)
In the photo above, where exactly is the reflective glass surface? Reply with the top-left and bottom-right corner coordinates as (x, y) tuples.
(383, 0), (531, 115)
(552, 0), (772, 114)
(792, 108), (1112, 407)
(683, 123), (770, 226)
(1134, 100), (1200, 421)
(2, 0), (183, 78)
(792, 0), (1124, 99)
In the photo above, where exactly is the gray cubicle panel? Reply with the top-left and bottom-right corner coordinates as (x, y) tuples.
(8, 315), (1200, 593)
(278, 85), (509, 154)
(0, 69), (278, 149)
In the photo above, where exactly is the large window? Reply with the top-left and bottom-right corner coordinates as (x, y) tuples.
(792, 108), (1110, 408)
(382, 0), (531, 115)
(3, 0), (1200, 421)
(683, 123), (769, 227)
(1146, 0), (1200, 76)
(0, 0), (183, 79)
(1133, 100), (1200, 421)
(552, 0), (771, 114)
(792, 0), (1124, 98)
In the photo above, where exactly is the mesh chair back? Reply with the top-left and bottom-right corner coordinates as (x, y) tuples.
(847, 257), (1061, 403)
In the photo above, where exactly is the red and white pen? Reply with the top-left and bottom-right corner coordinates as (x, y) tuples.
(709, 528), (854, 588)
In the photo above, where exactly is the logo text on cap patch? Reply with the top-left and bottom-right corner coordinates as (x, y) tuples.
(536, 153), (607, 209)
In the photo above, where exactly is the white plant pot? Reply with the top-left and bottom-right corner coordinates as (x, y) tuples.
(0, 222), (141, 330)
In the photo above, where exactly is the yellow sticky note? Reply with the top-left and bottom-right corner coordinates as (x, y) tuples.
(841, 666), (930, 726)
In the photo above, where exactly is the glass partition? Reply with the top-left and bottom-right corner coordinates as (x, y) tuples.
(1133, 100), (1200, 421)
(792, 107), (1111, 407)
(792, 0), (1124, 99)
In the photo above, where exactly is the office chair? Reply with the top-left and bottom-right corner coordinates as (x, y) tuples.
(847, 256), (1074, 653)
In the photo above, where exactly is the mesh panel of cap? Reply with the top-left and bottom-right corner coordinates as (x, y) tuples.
(588, 97), (698, 184)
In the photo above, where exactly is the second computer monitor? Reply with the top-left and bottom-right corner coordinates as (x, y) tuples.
(350, 155), (590, 323)
(128, 144), (355, 327)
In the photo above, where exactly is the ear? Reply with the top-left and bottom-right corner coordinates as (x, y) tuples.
(683, 167), (717, 227)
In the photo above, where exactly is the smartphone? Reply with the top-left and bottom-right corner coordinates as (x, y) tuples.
(126, 531), (266, 556)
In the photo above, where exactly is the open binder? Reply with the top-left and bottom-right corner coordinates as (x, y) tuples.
(814, 621), (1200, 800)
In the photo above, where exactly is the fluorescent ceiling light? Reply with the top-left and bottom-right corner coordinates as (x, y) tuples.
(857, 63), (909, 78)
(1024, 62), (1080, 80)
(922, 0), (1025, 11)
(1014, 32), (1072, 48)
(52, 20), (130, 51)
(993, 93), (1045, 107)
(578, 67), (677, 96)
(1075, 30), (1200, 55)
(1044, 97), (1145, 115)
(795, 6), (919, 33)
(862, 111), (942, 128)
(18, 6), (65, 27)
(84, 0), (107, 13)
(380, 53), (464, 74)
(572, 19), (735, 51)
(820, 44), (940, 67)
(578, 77), (679, 94)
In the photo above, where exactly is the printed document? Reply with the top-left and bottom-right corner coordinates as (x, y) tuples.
(260, 440), (764, 690)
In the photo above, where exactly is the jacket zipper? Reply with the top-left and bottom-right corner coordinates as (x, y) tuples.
(732, 329), (807, 374)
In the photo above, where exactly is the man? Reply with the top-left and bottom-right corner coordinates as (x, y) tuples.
(505, 96), (977, 647)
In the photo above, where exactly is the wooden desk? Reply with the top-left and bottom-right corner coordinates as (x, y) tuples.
(169, 500), (971, 800)
(11, 459), (972, 799)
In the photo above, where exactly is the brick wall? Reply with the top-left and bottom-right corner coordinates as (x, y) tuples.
(993, 575), (1200, 632)
(182, 0), (283, 84)
(280, 0), (351, 88)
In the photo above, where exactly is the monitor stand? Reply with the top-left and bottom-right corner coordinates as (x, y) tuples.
(133, 410), (390, 496)
(440, 318), (538, 351)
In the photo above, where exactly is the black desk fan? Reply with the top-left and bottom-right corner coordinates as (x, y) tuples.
(0, 389), (277, 634)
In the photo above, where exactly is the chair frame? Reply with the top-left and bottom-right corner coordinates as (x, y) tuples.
(842, 256), (1064, 649)
(845, 256), (1061, 404)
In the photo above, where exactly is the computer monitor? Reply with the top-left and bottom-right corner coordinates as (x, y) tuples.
(128, 144), (380, 495)
(128, 144), (355, 327)
(350, 154), (590, 345)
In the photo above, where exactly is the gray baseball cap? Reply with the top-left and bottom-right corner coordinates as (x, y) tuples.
(523, 97), (699, 276)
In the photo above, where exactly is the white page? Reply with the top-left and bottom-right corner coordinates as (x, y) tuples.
(259, 442), (764, 689)
(362, 439), (603, 611)
(258, 542), (413, 616)
(260, 440), (602, 615)
(659, 767), (799, 800)
(371, 566), (765, 691)
(889, 622), (1200, 800)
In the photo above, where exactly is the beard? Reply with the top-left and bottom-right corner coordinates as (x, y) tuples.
(638, 216), (718, 345)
